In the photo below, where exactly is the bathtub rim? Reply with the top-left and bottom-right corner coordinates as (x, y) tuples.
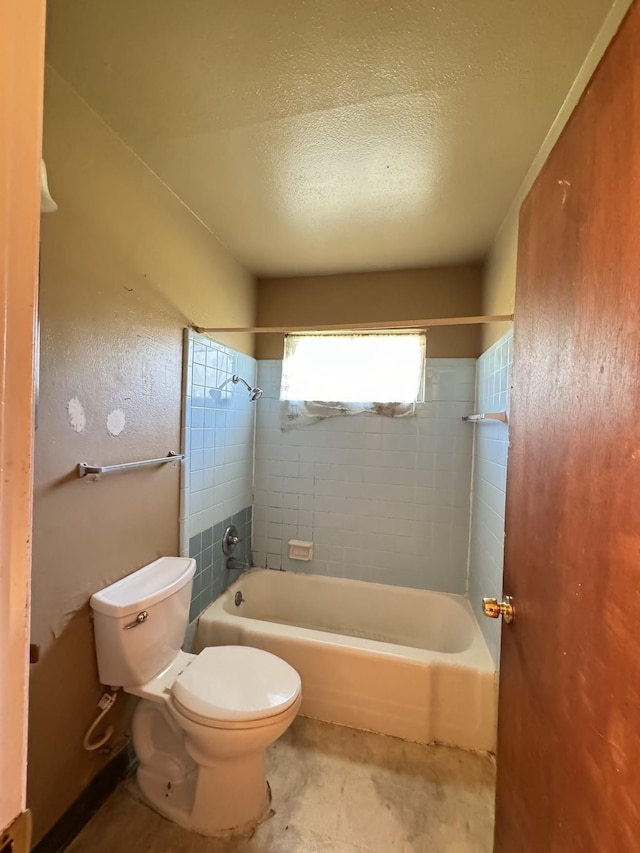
(197, 568), (496, 674)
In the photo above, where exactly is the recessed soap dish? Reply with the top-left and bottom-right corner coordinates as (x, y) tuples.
(289, 540), (313, 561)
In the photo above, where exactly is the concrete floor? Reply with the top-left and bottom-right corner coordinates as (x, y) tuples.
(67, 718), (496, 853)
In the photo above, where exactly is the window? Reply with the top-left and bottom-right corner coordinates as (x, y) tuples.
(280, 332), (426, 428)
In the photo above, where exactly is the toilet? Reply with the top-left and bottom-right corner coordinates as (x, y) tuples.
(90, 557), (302, 838)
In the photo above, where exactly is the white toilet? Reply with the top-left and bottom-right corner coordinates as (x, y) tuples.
(90, 557), (302, 838)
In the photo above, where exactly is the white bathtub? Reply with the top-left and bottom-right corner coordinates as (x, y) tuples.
(195, 569), (497, 752)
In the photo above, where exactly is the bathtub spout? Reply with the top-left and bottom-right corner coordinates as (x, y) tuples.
(226, 557), (251, 572)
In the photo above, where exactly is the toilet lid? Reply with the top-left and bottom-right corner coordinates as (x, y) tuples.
(172, 646), (301, 723)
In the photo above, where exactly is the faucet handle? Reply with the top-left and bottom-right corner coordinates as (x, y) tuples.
(222, 524), (242, 555)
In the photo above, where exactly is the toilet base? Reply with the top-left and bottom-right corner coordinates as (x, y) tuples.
(136, 759), (271, 838)
(129, 691), (300, 837)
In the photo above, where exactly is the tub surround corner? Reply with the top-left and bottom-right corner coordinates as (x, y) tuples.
(468, 330), (513, 668)
(181, 331), (256, 620)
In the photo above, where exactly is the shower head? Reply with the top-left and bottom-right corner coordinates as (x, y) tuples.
(232, 374), (263, 401)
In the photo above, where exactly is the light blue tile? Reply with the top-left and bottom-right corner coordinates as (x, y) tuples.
(191, 407), (204, 429)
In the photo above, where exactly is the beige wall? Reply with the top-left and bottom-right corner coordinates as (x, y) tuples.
(29, 69), (255, 843)
(480, 215), (518, 350)
(481, 0), (633, 351)
(255, 265), (483, 360)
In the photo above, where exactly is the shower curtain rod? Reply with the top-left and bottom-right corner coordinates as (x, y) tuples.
(192, 314), (514, 334)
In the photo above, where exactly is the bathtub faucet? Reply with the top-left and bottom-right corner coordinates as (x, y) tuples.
(226, 557), (251, 572)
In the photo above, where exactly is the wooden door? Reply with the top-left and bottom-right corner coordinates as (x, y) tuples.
(494, 2), (640, 851)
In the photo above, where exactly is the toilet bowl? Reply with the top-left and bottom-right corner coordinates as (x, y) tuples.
(90, 557), (302, 837)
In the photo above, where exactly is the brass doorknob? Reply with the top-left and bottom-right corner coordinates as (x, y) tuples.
(482, 596), (515, 623)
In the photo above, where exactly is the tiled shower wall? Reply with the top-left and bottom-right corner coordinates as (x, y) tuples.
(468, 330), (513, 666)
(181, 331), (255, 620)
(252, 359), (476, 594)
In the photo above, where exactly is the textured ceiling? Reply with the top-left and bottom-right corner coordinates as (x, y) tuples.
(46, 0), (613, 276)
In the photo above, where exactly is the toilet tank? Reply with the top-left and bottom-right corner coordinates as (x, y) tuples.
(90, 557), (196, 688)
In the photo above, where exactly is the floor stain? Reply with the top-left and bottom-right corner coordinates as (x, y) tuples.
(66, 717), (495, 853)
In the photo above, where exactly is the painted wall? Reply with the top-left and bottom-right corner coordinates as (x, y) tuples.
(481, 0), (633, 352)
(182, 331), (255, 621)
(255, 265), (483, 360)
(30, 70), (255, 843)
(480, 218), (518, 351)
(468, 331), (513, 666)
(253, 359), (476, 593)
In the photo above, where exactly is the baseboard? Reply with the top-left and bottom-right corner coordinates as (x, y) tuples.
(31, 743), (137, 853)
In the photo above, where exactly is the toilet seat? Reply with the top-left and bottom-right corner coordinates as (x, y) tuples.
(171, 646), (301, 727)
(170, 691), (302, 731)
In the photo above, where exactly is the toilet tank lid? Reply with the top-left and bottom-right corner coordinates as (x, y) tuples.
(90, 557), (196, 618)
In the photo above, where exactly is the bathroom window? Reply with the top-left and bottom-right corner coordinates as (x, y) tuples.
(280, 332), (426, 428)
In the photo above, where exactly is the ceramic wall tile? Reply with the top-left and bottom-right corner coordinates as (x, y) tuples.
(253, 358), (476, 594)
(468, 330), (513, 667)
(182, 330), (256, 616)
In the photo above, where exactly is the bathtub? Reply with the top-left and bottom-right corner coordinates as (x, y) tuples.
(195, 569), (497, 752)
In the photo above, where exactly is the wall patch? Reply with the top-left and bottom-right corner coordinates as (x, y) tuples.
(67, 398), (86, 433)
(106, 409), (126, 437)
